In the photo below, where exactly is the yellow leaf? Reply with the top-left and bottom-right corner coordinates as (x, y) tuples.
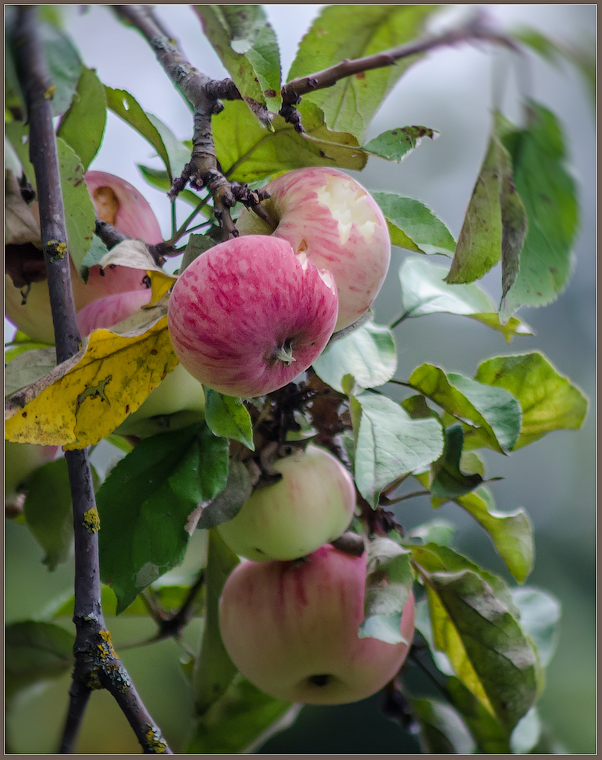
(98, 239), (177, 307)
(5, 311), (178, 450)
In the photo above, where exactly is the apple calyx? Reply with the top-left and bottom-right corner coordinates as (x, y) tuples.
(272, 339), (296, 366)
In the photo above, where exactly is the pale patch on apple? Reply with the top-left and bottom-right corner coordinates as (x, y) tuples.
(314, 175), (378, 246)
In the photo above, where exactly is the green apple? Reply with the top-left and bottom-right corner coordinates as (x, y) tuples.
(217, 444), (355, 561)
(5, 441), (58, 504)
(114, 363), (205, 438)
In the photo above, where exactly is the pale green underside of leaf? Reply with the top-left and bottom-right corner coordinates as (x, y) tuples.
(313, 321), (397, 393)
(373, 192), (456, 256)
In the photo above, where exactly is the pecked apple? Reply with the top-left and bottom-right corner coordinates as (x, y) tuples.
(5, 171), (162, 343)
(219, 544), (416, 705)
(217, 444), (356, 561)
(167, 235), (338, 398)
(236, 167), (391, 331)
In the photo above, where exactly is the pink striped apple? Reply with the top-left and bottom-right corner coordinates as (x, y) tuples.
(219, 544), (416, 705)
(236, 167), (391, 331)
(5, 171), (161, 343)
(217, 445), (355, 561)
(167, 235), (338, 398)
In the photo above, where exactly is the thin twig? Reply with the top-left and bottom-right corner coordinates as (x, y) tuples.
(13, 8), (171, 754)
(280, 10), (521, 125)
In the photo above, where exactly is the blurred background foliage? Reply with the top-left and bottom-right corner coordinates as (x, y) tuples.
(5, 4), (595, 754)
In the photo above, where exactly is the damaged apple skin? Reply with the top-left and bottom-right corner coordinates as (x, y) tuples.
(236, 167), (391, 331)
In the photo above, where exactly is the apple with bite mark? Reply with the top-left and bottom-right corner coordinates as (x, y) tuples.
(236, 167), (391, 331)
(5, 171), (161, 343)
(217, 444), (355, 561)
(219, 544), (416, 705)
(167, 235), (338, 398)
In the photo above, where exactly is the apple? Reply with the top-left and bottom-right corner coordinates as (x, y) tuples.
(5, 171), (162, 343)
(114, 363), (206, 437)
(236, 167), (391, 331)
(167, 235), (338, 398)
(5, 441), (59, 504)
(219, 544), (416, 705)
(217, 444), (355, 561)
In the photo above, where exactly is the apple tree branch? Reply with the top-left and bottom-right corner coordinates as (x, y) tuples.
(13, 7), (171, 754)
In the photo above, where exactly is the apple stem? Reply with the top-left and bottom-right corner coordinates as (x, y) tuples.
(273, 340), (296, 366)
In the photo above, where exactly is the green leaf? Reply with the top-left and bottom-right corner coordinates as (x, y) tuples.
(398, 257), (533, 342)
(23, 458), (73, 571)
(57, 137), (96, 276)
(409, 519), (456, 547)
(56, 67), (107, 171)
(430, 424), (484, 499)
(81, 234), (110, 269)
(446, 113), (527, 285)
(313, 322), (397, 393)
(362, 126), (438, 162)
(475, 352), (588, 449)
(418, 565), (539, 731)
(452, 487), (533, 584)
(446, 676), (511, 753)
(145, 113), (191, 181)
(137, 165), (205, 208)
(214, 100), (367, 184)
(412, 698), (476, 754)
(408, 364), (522, 453)
(193, 528), (240, 714)
(499, 102), (579, 321)
(98, 423), (228, 612)
(38, 21), (82, 117)
(373, 192), (456, 256)
(197, 460), (253, 530)
(187, 674), (298, 753)
(205, 390), (255, 449)
(105, 87), (173, 180)
(512, 587), (561, 668)
(360, 537), (413, 644)
(351, 392), (444, 508)
(194, 6), (282, 119)
(6, 621), (74, 703)
(288, 5), (438, 140)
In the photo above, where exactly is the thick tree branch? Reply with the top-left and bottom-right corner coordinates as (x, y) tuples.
(13, 8), (171, 754)
(114, 4), (269, 239)
(280, 11), (521, 130)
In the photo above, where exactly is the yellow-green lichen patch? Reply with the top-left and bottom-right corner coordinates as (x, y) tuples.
(85, 668), (102, 690)
(145, 723), (168, 754)
(44, 85), (56, 99)
(83, 507), (100, 533)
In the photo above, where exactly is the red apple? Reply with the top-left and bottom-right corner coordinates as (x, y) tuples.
(217, 445), (355, 561)
(219, 544), (416, 705)
(236, 167), (391, 331)
(5, 171), (161, 343)
(167, 235), (338, 398)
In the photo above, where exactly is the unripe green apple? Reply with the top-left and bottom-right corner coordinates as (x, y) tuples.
(219, 544), (416, 704)
(217, 445), (355, 561)
(115, 363), (205, 437)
